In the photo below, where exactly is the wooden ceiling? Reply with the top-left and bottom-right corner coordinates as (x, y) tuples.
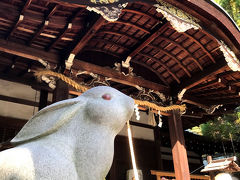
(0, 0), (240, 129)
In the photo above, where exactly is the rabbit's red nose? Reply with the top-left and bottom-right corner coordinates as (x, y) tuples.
(102, 93), (111, 100)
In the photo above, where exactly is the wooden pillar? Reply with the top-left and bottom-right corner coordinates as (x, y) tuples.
(38, 89), (48, 110)
(109, 159), (116, 180)
(154, 126), (163, 170)
(168, 110), (190, 180)
(52, 80), (69, 103)
(207, 156), (215, 180)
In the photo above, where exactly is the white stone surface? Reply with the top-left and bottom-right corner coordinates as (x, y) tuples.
(215, 173), (233, 180)
(0, 86), (134, 180)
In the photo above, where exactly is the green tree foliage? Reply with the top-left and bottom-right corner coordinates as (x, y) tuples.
(214, 0), (240, 27)
(191, 108), (240, 142)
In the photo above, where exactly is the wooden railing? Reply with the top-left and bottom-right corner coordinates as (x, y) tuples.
(151, 170), (210, 180)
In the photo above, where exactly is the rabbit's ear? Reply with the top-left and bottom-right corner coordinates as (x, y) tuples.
(11, 97), (86, 145)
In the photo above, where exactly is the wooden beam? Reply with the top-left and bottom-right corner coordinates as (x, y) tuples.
(0, 94), (38, 107)
(139, 52), (180, 83)
(208, 97), (240, 105)
(6, 0), (33, 39)
(52, 80), (69, 103)
(206, 92), (240, 100)
(148, 44), (191, 77)
(82, 47), (121, 58)
(73, 59), (170, 94)
(0, 37), (169, 93)
(154, 127), (164, 170)
(108, 20), (150, 34)
(128, 22), (169, 57)
(6, 15), (24, 40)
(90, 38), (130, 52)
(158, 36), (203, 70)
(64, 15), (106, 69)
(168, 110), (190, 180)
(0, 2), (62, 28)
(190, 78), (226, 92)
(121, 8), (159, 22)
(178, 57), (227, 91)
(71, 16), (106, 55)
(131, 59), (169, 86)
(47, 22), (73, 50)
(169, 27), (215, 64)
(47, 8), (84, 51)
(39, 89), (48, 110)
(195, 86), (236, 97)
(182, 94), (210, 109)
(0, 72), (53, 93)
(29, 5), (58, 45)
(97, 30), (139, 42)
(20, 0), (33, 15)
(0, 38), (60, 65)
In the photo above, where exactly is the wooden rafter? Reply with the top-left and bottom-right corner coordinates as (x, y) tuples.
(81, 47), (169, 86)
(0, 38), (60, 65)
(217, 71), (238, 78)
(83, 47), (121, 58)
(178, 57), (227, 91)
(121, 8), (159, 22)
(47, 8), (85, 51)
(20, 0), (33, 14)
(64, 15), (106, 69)
(6, 0), (33, 39)
(228, 79), (240, 86)
(194, 86), (236, 96)
(148, 44), (191, 77)
(139, 52), (180, 83)
(70, 16), (106, 55)
(159, 36), (203, 70)
(206, 93), (240, 100)
(97, 30), (139, 42)
(47, 22), (72, 50)
(190, 78), (227, 92)
(73, 59), (170, 93)
(208, 97), (240, 105)
(198, 46), (219, 62)
(90, 38), (130, 52)
(100, 21), (171, 85)
(181, 94), (210, 109)
(128, 22), (169, 57)
(171, 28), (216, 64)
(108, 20), (150, 34)
(131, 59), (169, 86)
(0, 38), (169, 93)
(28, 4), (58, 45)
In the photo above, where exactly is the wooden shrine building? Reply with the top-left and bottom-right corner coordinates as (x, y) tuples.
(0, 0), (240, 179)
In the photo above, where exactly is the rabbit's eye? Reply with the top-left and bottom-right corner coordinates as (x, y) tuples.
(102, 93), (111, 100)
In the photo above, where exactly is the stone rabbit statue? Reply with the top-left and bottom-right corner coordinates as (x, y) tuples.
(0, 86), (134, 180)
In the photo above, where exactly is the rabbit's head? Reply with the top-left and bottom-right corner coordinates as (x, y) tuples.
(82, 86), (134, 133)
